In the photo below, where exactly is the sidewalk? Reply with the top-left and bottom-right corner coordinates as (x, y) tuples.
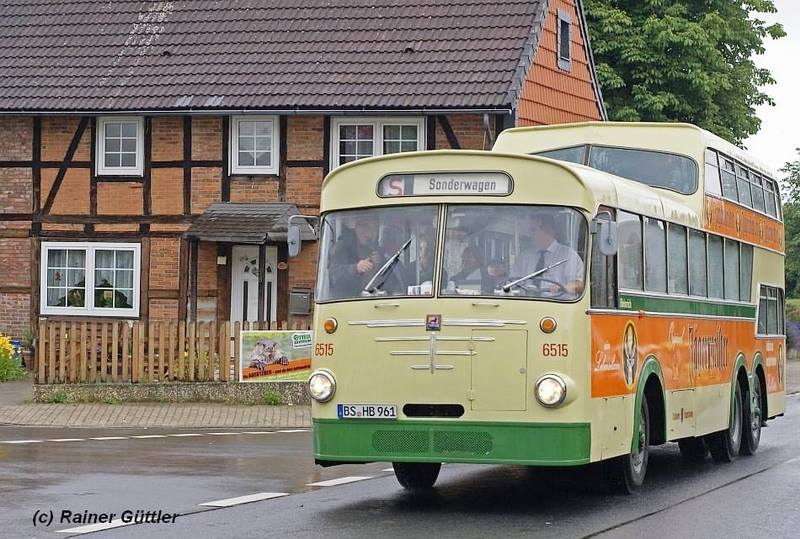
(1, 362), (796, 429)
(0, 402), (311, 428)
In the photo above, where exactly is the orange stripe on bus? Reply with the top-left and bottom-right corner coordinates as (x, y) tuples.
(590, 314), (785, 398)
(704, 195), (784, 252)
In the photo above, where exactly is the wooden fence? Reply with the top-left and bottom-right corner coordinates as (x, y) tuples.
(35, 320), (310, 384)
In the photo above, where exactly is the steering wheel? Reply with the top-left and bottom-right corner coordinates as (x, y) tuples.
(522, 277), (568, 297)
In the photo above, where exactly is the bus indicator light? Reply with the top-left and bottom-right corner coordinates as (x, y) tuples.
(323, 318), (338, 334)
(540, 317), (557, 333)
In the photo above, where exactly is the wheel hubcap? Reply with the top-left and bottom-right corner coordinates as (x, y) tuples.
(632, 407), (646, 472)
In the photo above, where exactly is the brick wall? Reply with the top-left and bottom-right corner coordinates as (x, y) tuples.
(150, 299), (179, 322)
(436, 114), (491, 150)
(191, 117), (222, 161)
(97, 182), (144, 215)
(287, 116), (324, 160)
(230, 179), (279, 203)
(286, 167), (323, 206)
(40, 168), (90, 214)
(0, 238), (32, 287)
(0, 168), (32, 213)
(0, 293), (31, 338)
(191, 167), (222, 214)
(41, 117), (90, 161)
(151, 168), (184, 214)
(0, 117), (32, 160)
(150, 237), (181, 290)
(151, 117), (183, 161)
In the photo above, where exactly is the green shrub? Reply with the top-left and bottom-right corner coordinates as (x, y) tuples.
(47, 390), (68, 403)
(263, 388), (285, 406)
(0, 334), (25, 382)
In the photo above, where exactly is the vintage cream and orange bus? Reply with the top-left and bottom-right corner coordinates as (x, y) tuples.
(291, 122), (785, 493)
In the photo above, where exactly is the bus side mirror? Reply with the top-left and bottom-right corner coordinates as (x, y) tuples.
(288, 224), (301, 257)
(592, 218), (618, 256)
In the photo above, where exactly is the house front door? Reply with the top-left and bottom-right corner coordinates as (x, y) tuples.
(230, 245), (278, 324)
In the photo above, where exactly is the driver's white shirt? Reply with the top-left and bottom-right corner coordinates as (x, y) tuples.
(511, 239), (584, 287)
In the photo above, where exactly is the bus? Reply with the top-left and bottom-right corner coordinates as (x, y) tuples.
(291, 122), (785, 494)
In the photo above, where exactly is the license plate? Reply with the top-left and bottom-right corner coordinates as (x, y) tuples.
(337, 404), (397, 419)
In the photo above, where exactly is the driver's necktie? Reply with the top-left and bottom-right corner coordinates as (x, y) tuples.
(535, 249), (547, 273)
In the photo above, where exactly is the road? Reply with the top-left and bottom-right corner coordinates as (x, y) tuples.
(1, 395), (799, 539)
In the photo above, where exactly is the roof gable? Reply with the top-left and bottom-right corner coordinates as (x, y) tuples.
(0, 0), (547, 113)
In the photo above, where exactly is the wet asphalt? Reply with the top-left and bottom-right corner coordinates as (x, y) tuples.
(1, 395), (799, 539)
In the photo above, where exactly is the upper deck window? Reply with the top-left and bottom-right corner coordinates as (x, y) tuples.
(704, 148), (781, 221)
(533, 145), (698, 194)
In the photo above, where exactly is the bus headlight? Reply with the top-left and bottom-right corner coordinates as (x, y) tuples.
(535, 374), (567, 407)
(308, 370), (336, 402)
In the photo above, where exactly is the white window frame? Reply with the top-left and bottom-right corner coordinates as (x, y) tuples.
(330, 117), (426, 170)
(96, 116), (144, 176)
(40, 242), (141, 318)
(229, 115), (280, 175)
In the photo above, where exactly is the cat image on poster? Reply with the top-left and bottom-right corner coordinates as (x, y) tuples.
(248, 339), (289, 369)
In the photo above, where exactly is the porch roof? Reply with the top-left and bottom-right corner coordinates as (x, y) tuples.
(184, 202), (309, 244)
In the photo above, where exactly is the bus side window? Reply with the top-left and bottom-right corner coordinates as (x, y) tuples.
(723, 238), (740, 301)
(590, 209), (617, 308)
(707, 235), (724, 299)
(740, 243), (753, 301)
(667, 224), (688, 295)
(644, 217), (667, 293)
(617, 211), (643, 291)
(688, 229), (707, 297)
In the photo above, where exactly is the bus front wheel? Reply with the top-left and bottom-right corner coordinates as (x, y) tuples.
(708, 379), (744, 463)
(606, 397), (650, 494)
(393, 462), (441, 491)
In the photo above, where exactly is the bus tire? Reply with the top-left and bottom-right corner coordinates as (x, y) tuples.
(606, 397), (649, 494)
(708, 379), (744, 463)
(741, 372), (764, 456)
(393, 462), (441, 491)
(677, 437), (708, 463)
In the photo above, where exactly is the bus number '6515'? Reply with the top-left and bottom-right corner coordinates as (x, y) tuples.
(315, 343), (334, 356)
(542, 343), (568, 357)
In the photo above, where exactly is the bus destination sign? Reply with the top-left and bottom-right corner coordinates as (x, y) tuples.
(378, 172), (512, 197)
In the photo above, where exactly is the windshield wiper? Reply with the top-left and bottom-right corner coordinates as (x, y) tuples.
(362, 237), (414, 295)
(501, 258), (568, 293)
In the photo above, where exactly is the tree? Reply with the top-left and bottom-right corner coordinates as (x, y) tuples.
(781, 150), (800, 297)
(584, 0), (785, 144)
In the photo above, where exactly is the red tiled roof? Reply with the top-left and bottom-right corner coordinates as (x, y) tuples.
(0, 0), (547, 112)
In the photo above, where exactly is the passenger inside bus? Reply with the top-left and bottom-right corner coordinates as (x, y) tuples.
(328, 214), (383, 297)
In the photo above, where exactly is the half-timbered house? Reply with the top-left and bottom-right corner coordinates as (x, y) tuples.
(0, 0), (605, 340)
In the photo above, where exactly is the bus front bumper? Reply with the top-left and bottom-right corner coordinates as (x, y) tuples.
(313, 419), (591, 466)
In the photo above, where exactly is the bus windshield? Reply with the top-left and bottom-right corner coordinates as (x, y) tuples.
(316, 205), (440, 301)
(440, 205), (587, 301)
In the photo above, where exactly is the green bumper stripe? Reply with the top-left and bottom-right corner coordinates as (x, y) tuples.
(313, 419), (591, 466)
(620, 293), (756, 318)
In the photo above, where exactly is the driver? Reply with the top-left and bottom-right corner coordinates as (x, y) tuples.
(511, 213), (584, 297)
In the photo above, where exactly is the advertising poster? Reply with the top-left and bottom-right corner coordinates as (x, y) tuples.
(240, 330), (312, 382)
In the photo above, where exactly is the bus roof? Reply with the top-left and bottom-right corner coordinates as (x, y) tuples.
(321, 149), (701, 229)
(493, 121), (778, 179)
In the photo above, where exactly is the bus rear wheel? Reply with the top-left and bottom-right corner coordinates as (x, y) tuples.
(393, 462), (441, 491)
(708, 380), (743, 463)
(678, 437), (708, 463)
(741, 373), (764, 456)
(606, 397), (649, 494)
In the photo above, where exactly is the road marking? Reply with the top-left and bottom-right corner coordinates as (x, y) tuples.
(0, 439), (43, 444)
(199, 492), (289, 507)
(205, 432), (238, 436)
(47, 438), (85, 442)
(243, 431), (275, 435)
(130, 435), (167, 439)
(275, 429), (309, 433)
(89, 436), (129, 441)
(168, 433), (204, 437)
(382, 467), (394, 472)
(307, 476), (373, 487)
(56, 518), (128, 535)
